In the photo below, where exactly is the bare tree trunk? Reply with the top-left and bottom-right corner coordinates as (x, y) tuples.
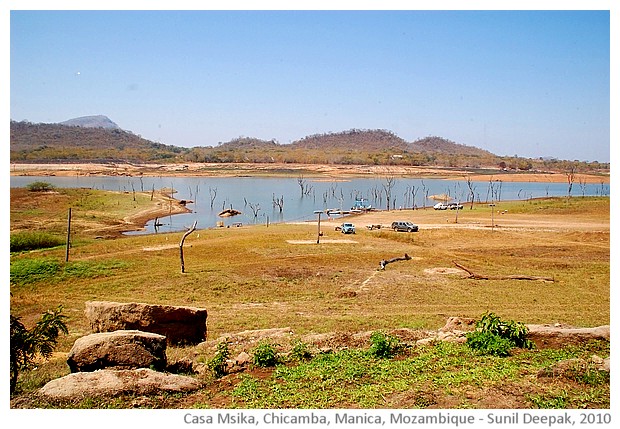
(180, 221), (198, 273)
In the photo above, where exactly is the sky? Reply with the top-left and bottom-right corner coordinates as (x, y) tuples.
(6, 3), (614, 163)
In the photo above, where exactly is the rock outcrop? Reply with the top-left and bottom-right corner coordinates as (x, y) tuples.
(39, 368), (201, 401)
(525, 324), (610, 349)
(67, 330), (167, 372)
(85, 301), (207, 345)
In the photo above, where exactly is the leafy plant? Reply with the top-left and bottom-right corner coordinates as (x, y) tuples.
(206, 340), (230, 378)
(465, 331), (514, 357)
(368, 330), (403, 359)
(466, 312), (535, 356)
(26, 181), (55, 192)
(289, 338), (312, 362)
(252, 341), (280, 367)
(10, 306), (68, 394)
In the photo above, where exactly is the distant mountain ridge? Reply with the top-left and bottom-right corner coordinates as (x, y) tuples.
(13, 118), (602, 170)
(60, 115), (121, 130)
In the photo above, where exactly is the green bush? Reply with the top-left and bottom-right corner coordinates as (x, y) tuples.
(26, 181), (55, 192)
(466, 312), (535, 356)
(289, 339), (312, 362)
(10, 231), (65, 252)
(252, 341), (280, 367)
(207, 341), (230, 378)
(10, 305), (68, 394)
(465, 331), (514, 357)
(368, 331), (403, 359)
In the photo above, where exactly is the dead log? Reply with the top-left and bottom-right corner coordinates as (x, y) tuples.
(380, 253), (412, 270)
(453, 261), (554, 282)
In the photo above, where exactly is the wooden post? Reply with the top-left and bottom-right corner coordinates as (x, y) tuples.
(180, 221), (198, 273)
(315, 211), (322, 244)
(65, 208), (72, 262)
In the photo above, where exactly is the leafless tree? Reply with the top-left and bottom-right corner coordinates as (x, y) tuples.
(297, 174), (313, 197)
(579, 177), (587, 197)
(209, 187), (217, 209)
(381, 168), (397, 211)
(464, 175), (476, 209)
(566, 167), (576, 198)
(272, 194), (284, 212)
(248, 202), (261, 218)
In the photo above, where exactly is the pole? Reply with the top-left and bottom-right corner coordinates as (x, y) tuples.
(65, 208), (72, 262)
(316, 212), (322, 244)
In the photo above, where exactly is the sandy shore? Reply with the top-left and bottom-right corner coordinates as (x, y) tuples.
(9, 161), (609, 183)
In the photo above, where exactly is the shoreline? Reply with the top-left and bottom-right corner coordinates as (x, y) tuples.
(9, 161), (610, 184)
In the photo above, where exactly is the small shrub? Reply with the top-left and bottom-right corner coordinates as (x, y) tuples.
(466, 312), (535, 356)
(26, 181), (55, 192)
(368, 331), (403, 359)
(289, 339), (312, 362)
(207, 341), (230, 378)
(10, 305), (68, 394)
(465, 331), (513, 357)
(475, 312), (534, 349)
(252, 341), (280, 367)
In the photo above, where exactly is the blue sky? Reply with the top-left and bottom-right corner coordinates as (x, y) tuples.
(8, 7), (613, 162)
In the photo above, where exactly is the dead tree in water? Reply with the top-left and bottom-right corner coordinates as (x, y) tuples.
(272, 194), (284, 212)
(180, 221), (198, 273)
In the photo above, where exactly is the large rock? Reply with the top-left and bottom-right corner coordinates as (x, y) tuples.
(85, 301), (207, 345)
(67, 330), (167, 372)
(39, 368), (201, 401)
(526, 324), (610, 349)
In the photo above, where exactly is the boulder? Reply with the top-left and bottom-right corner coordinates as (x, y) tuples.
(85, 301), (207, 345)
(439, 317), (477, 332)
(67, 330), (167, 372)
(39, 368), (201, 401)
(526, 324), (610, 349)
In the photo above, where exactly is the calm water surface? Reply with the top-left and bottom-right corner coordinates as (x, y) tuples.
(10, 175), (609, 234)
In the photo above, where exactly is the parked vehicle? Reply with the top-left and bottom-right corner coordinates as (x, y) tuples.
(391, 221), (419, 232)
(340, 223), (356, 234)
(447, 202), (463, 210)
(433, 202), (448, 210)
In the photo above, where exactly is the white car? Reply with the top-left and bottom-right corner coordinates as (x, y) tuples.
(433, 202), (448, 210)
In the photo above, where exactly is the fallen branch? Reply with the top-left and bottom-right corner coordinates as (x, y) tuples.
(453, 261), (554, 282)
(380, 253), (412, 270)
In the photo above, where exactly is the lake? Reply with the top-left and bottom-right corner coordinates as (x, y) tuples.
(10, 175), (609, 234)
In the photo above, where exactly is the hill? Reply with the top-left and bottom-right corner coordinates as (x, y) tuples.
(412, 136), (494, 157)
(59, 115), (121, 130)
(291, 129), (409, 151)
(10, 120), (608, 173)
(10, 120), (186, 162)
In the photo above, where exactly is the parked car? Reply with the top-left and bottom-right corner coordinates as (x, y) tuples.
(433, 202), (448, 210)
(340, 223), (356, 234)
(391, 221), (419, 232)
(447, 202), (463, 210)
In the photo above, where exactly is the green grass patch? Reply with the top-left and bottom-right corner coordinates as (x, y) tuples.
(10, 258), (130, 286)
(10, 231), (66, 252)
(225, 341), (609, 409)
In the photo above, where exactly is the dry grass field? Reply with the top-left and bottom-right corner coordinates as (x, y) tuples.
(9, 187), (610, 408)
